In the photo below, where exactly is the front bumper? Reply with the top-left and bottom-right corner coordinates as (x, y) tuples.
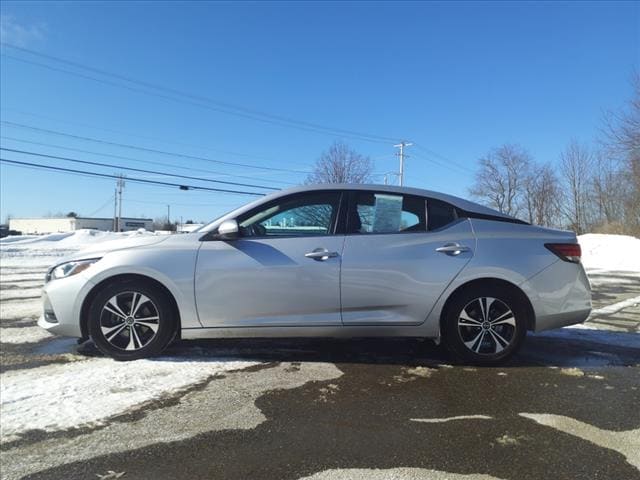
(38, 273), (95, 338)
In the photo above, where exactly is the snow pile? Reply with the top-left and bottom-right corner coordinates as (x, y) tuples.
(0, 356), (259, 442)
(0, 229), (156, 250)
(0, 229), (161, 268)
(578, 234), (640, 272)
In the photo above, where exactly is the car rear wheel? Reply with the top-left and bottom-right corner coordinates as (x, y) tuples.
(88, 281), (176, 361)
(442, 285), (527, 365)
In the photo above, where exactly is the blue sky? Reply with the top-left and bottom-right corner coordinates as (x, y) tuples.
(0, 1), (638, 223)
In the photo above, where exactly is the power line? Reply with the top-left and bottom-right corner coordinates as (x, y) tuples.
(87, 194), (116, 217)
(0, 135), (298, 186)
(1, 121), (311, 174)
(413, 143), (472, 174)
(126, 198), (242, 208)
(0, 107), (311, 167)
(1, 43), (401, 144)
(0, 158), (266, 196)
(0, 147), (280, 191)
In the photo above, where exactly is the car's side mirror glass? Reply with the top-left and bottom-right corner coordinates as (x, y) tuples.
(216, 219), (239, 240)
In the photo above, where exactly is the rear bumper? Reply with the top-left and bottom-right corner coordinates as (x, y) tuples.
(520, 260), (592, 332)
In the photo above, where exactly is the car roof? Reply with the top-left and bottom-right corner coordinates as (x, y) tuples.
(268, 183), (516, 220)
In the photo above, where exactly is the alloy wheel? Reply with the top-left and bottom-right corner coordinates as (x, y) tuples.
(457, 297), (517, 355)
(99, 291), (160, 351)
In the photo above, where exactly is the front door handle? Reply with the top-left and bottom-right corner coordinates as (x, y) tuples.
(305, 248), (339, 261)
(435, 243), (470, 256)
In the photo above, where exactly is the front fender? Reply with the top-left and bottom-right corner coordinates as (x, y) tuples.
(81, 247), (201, 329)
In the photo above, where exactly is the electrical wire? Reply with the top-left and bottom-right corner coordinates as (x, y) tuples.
(1, 121), (311, 174)
(0, 147), (280, 191)
(0, 158), (266, 196)
(0, 135), (298, 186)
(87, 194), (116, 217)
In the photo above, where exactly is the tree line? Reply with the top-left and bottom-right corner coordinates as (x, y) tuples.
(469, 76), (639, 236)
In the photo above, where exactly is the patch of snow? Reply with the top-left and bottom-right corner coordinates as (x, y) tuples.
(520, 413), (640, 470)
(411, 415), (492, 423)
(495, 434), (522, 446)
(0, 356), (259, 442)
(587, 273), (640, 286)
(590, 296), (640, 317)
(405, 366), (437, 377)
(578, 234), (640, 272)
(299, 469), (506, 480)
(0, 301), (42, 321)
(0, 288), (41, 301)
(0, 325), (53, 344)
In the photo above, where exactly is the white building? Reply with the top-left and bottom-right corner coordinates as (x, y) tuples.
(9, 217), (153, 234)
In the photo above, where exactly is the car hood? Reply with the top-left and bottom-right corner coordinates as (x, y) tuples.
(57, 234), (172, 265)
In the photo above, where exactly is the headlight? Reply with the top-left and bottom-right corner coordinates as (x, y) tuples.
(47, 258), (100, 282)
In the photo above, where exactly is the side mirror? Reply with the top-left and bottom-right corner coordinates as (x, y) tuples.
(216, 219), (239, 240)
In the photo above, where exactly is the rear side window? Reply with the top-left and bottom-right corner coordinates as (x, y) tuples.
(350, 192), (426, 234)
(427, 198), (458, 231)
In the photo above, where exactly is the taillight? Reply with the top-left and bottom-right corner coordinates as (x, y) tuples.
(545, 243), (582, 263)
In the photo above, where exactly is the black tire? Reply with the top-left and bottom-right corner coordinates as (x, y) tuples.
(442, 285), (528, 366)
(88, 280), (177, 361)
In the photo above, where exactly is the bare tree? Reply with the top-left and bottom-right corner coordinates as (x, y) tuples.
(523, 163), (561, 227)
(559, 141), (593, 234)
(601, 74), (640, 235)
(306, 142), (373, 184)
(469, 144), (531, 217)
(591, 152), (626, 228)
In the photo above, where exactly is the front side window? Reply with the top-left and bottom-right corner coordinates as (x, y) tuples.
(238, 192), (340, 237)
(350, 192), (426, 234)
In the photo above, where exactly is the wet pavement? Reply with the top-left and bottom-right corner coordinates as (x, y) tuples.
(0, 268), (639, 480)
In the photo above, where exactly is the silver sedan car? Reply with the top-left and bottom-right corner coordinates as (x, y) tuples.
(39, 184), (591, 364)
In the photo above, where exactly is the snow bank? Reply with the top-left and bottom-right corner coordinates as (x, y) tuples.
(0, 356), (259, 442)
(0, 229), (156, 250)
(0, 229), (161, 268)
(578, 234), (640, 272)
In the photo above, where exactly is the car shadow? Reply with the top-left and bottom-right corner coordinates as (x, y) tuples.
(71, 326), (640, 369)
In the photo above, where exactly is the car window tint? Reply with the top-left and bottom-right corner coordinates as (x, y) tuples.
(238, 192), (339, 237)
(427, 198), (458, 231)
(352, 192), (426, 234)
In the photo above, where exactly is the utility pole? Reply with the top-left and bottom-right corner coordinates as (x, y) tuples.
(116, 175), (125, 232)
(394, 141), (413, 186)
(113, 186), (118, 231)
(167, 204), (171, 228)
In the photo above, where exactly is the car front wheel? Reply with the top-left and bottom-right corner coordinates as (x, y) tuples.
(88, 281), (177, 360)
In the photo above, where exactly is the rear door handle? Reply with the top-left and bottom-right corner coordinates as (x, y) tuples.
(435, 243), (470, 256)
(305, 248), (339, 261)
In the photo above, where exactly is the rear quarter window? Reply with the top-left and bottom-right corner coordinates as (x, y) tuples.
(427, 198), (459, 231)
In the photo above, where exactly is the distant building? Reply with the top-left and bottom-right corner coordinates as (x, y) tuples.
(8, 217), (153, 234)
